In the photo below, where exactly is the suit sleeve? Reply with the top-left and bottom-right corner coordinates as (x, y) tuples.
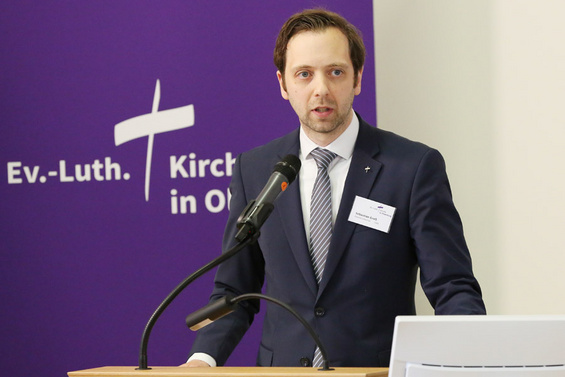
(409, 148), (486, 314)
(189, 154), (266, 365)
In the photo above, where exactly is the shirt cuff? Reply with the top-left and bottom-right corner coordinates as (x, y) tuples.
(187, 352), (217, 367)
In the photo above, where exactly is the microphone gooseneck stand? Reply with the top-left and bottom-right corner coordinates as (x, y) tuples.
(230, 293), (333, 371)
(184, 293), (334, 371)
(136, 231), (260, 370)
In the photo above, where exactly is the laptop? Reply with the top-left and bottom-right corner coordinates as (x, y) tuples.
(388, 315), (565, 376)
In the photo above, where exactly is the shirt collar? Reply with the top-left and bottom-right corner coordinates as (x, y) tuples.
(299, 111), (359, 161)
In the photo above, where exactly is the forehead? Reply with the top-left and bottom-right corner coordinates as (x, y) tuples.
(285, 27), (351, 70)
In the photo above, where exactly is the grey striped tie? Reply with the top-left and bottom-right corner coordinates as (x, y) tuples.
(309, 147), (336, 368)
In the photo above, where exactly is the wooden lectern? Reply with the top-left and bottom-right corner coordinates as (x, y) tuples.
(68, 366), (389, 377)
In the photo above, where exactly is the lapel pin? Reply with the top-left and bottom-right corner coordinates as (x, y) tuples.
(364, 166), (371, 173)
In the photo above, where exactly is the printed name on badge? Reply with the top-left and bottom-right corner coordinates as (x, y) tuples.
(348, 196), (396, 233)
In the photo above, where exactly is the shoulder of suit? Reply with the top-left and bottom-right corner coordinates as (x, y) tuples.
(359, 120), (435, 157)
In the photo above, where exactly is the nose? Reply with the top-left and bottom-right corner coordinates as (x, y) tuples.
(312, 74), (330, 97)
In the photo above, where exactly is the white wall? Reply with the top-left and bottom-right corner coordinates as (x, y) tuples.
(373, 0), (565, 314)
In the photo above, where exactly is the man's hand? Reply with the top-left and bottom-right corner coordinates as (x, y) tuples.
(179, 360), (212, 367)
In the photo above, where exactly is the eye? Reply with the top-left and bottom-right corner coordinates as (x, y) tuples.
(331, 69), (344, 77)
(297, 71), (310, 79)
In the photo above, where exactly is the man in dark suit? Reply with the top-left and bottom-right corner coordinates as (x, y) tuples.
(184, 8), (485, 368)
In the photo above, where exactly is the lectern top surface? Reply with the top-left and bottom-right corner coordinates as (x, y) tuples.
(68, 366), (389, 377)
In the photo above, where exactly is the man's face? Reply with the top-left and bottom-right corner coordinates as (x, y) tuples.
(277, 27), (363, 146)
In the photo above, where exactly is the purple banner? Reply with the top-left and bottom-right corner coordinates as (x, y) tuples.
(0, 1), (375, 376)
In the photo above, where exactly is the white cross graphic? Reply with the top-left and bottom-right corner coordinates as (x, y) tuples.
(114, 80), (195, 201)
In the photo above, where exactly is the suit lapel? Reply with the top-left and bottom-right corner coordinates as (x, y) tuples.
(317, 119), (382, 297)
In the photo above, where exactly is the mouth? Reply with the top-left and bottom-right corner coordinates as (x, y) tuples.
(312, 106), (333, 114)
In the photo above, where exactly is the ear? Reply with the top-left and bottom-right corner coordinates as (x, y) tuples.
(277, 71), (289, 100)
(354, 66), (364, 96)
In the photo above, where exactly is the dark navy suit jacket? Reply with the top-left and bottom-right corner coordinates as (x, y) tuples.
(190, 116), (485, 367)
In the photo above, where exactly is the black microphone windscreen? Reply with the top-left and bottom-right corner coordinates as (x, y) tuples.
(274, 154), (301, 183)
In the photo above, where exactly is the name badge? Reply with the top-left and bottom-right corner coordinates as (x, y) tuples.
(348, 196), (396, 233)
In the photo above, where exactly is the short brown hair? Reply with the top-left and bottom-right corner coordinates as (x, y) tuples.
(274, 9), (366, 84)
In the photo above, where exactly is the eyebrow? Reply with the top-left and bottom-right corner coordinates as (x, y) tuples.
(291, 62), (350, 71)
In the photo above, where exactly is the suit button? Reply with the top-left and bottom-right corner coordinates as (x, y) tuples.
(300, 357), (311, 367)
(315, 307), (325, 317)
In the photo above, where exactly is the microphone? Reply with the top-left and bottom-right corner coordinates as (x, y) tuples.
(186, 293), (334, 371)
(235, 154), (301, 242)
(136, 155), (299, 370)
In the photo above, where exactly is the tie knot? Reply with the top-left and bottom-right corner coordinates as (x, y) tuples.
(310, 148), (337, 170)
